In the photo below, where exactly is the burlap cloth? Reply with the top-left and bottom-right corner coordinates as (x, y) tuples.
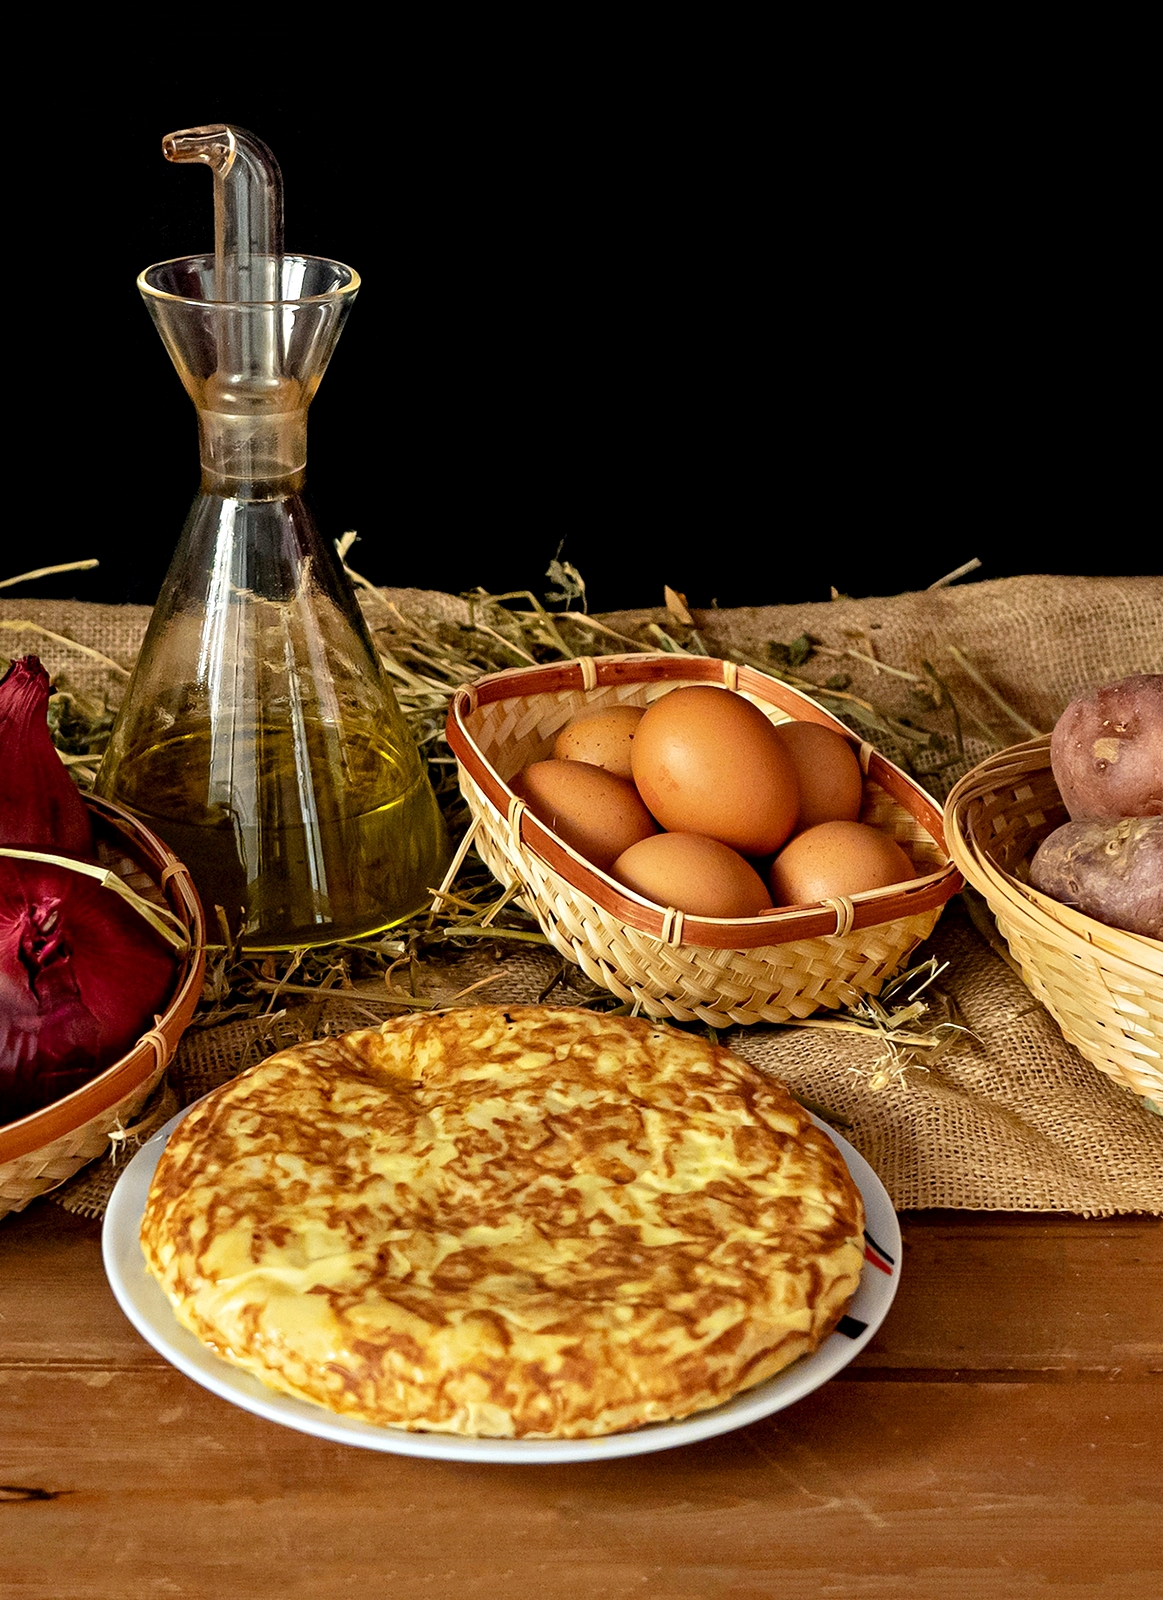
(4, 575), (1161, 1217)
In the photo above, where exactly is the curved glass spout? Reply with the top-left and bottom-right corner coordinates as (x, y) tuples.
(162, 123), (282, 306)
(162, 124), (284, 395)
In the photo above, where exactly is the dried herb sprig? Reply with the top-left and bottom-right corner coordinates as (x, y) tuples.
(787, 957), (978, 1090)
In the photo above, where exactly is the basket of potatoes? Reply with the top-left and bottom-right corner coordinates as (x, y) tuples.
(945, 674), (1162, 1101)
(445, 652), (961, 1027)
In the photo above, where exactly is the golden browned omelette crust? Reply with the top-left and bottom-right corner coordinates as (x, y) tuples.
(141, 1007), (864, 1438)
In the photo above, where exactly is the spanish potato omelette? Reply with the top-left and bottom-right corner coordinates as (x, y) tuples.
(140, 1006), (864, 1439)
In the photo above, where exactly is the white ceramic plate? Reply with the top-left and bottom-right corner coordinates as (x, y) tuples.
(103, 1105), (900, 1463)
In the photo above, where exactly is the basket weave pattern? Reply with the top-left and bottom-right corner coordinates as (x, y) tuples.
(447, 654), (960, 1028)
(0, 1063), (170, 1217)
(0, 796), (205, 1219)
(945, 736), (1163, 1101)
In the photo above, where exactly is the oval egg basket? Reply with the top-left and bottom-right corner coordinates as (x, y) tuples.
(0, 794), (206, 1219)
(945, 735), (1163, 1102)
(445, 653), (961, 1027)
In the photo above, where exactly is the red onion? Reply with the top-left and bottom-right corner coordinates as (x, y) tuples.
(1, 657), (178, 1123)
(0, 656), (93, 856)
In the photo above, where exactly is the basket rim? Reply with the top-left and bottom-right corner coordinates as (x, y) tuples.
(944, 737), (1163, 976)
(0, 793), (206, 1165)
(446, 652), (962, 950)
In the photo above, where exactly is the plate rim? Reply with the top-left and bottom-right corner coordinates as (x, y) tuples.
(102, 1100), (900, 1464)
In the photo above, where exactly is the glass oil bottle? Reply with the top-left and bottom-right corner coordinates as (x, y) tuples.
(98, 125), (448, 949)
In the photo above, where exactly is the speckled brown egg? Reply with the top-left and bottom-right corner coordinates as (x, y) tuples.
(553, 706), (645, 779)
(630, 686), (799, 856)
(771, 721), (865, 830)
(769, 821), (916, 906)
(512, 760), (658, 871)
(612, 833), (774, 918)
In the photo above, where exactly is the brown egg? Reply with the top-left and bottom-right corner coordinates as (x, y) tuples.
(769, 821), (916, 906)
(613, 833), (774, 918)
(553, 705), (644, 779)
(630, 686), (799, 856)
(772, 721), (864, 830)
(512, 760), (657, 871)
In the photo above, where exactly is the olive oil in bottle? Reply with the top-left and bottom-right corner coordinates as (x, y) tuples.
(109, 721), (447, 949)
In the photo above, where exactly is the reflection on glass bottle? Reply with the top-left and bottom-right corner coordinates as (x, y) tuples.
(98, 126), (447, 948)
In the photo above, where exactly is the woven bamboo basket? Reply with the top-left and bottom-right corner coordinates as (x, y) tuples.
(0, 794), (206, 1219)
(445, 653), (961, 1027)
(945, 736), (1163, 1101)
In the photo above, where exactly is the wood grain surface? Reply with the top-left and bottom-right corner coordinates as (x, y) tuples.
(2, 1202), (1160, 1600)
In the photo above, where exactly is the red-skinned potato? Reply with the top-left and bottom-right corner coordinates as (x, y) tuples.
(1050, 674), (1163, 820)
(1029, 817), (1162, 940)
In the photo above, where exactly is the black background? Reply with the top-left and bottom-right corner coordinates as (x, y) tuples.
(12, 78), (1152, 614)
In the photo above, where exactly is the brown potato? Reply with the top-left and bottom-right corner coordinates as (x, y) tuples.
(1049, 674), (1163, 820)
(1029, 816), (1162, 939)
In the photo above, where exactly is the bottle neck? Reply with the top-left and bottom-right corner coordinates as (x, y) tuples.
(197, 406), (307, 497)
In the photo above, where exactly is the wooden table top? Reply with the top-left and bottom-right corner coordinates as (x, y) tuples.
(2, 1199), (1160, 1600)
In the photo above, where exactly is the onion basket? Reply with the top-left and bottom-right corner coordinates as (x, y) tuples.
(945, 736), (1163, 1101)
(0, 794), (205, 1219)
(444, 653), (961, 1027)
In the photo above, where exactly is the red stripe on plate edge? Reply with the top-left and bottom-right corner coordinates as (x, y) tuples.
(864, 1246), (893, 1275)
